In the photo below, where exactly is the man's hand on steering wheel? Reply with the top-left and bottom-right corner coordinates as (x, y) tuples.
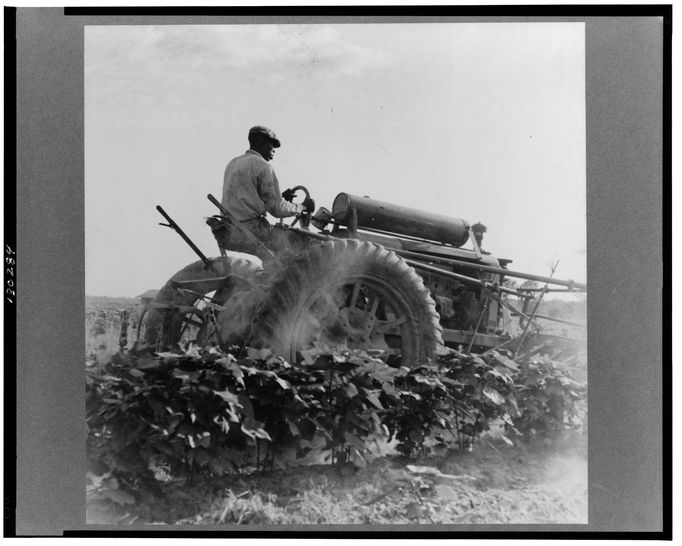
(302, 197), (315, 214)
(281, 185), (314, 228)
(282, 188), (297, 202)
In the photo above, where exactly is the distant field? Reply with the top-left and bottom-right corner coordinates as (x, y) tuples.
(86, 295), (140, 310)
(85, 295), (146, 362)
(538, 298), (586, 322)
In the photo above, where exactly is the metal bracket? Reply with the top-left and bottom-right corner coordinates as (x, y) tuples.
(468, 227), (483, 259)
(348, 207), (358, 237)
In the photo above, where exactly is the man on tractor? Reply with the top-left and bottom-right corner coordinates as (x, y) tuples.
(215, 125), (316, 260)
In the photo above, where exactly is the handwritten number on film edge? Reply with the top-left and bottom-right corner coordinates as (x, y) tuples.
(5, 244), (15, 304)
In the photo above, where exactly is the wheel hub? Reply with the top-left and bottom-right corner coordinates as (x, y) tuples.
(338, 307), (376, 343)
(313, 302), (391, 353)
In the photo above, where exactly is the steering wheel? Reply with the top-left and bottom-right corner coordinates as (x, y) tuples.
(282, 185), (313, 229)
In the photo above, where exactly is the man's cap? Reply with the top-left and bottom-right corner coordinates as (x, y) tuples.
(249, 125), (281, 148)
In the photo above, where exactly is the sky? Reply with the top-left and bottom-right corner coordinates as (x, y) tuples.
(85, 22), (586, 298)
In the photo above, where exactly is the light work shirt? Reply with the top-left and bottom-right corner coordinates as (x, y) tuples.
(222, 149), (304, 221)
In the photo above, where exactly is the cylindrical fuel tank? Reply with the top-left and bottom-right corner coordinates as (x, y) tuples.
(332, 193), (470, 248)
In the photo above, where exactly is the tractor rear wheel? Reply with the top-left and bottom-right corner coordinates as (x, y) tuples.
(249, 239), (443, 367)
(143, 254), (263, 349)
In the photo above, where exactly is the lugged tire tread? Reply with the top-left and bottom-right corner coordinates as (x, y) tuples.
(250, 239), (443, 365)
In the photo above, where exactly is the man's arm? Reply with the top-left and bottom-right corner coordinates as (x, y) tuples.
(259, 165), (304, 218)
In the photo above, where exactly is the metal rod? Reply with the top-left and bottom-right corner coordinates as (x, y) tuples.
(468, 228), (482, 259)
(493, 293), (543, 330)
(156, 205), (217, 272)
(515, 287), (584, 293)
(512, 260), (558, 359)
(394, 248), (586, 290)
(206, 194), (276, 259)
(287, 226), (330, 241)
(135, 307), (149, 342)
(404, 259), (535, 299)
(509, 311), (586, 329)
(404, 259), (484, 285)
(171, 277), (229, 286)
(467, 291), (490, 353)
(483, 337), (517, 355)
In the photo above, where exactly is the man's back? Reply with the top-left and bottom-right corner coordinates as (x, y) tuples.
(222, 150), (272, 221)
(222, 149), (302, 221)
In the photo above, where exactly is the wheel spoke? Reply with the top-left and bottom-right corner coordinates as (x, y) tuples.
(179, 314), (203, 339)
(350, 280), (362, 308)
(377, 315), (407, 333)
(204, 294), (224, 305)
(368, 296), (379, 318)
(315, 293), (338, 313)
(300, 311), (321, 329)
(184, 317), (204, 328)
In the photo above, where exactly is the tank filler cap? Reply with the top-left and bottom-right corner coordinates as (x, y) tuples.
(471, 222), (487, 248)
(472, 221), (487, 234)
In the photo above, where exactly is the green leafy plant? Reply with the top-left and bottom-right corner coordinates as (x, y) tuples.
(86, 341), (586, 514)
(509, 353), (586, 440)
(381, 350), (520, 457)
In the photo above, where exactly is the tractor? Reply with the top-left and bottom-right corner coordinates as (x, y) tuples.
(140, 188), (586, 367)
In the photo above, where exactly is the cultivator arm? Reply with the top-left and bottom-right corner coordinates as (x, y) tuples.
(396, 249), (586, 351)
(393, 248), (586, 292)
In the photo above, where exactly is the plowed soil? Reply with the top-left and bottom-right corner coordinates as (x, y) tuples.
(87, 434), (587, 526)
